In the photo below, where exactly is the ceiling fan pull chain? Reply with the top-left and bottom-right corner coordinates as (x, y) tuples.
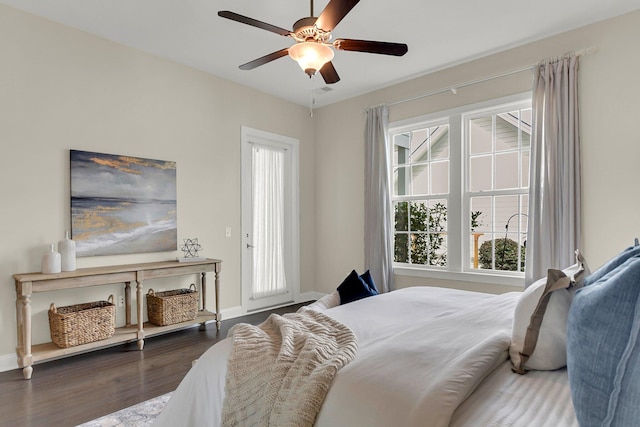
(309, 76), (315, 117)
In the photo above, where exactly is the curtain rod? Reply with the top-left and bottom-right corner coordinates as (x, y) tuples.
(385, 46), (597, 108)
(386, 67), (531, 107)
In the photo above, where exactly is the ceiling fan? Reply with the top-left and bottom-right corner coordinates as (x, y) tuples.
(218, 0), (408, 84)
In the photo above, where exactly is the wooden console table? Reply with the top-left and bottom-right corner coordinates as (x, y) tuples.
(13, 258), (221, 380)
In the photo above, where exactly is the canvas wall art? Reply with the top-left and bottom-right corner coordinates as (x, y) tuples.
(70, 150), (177, 256)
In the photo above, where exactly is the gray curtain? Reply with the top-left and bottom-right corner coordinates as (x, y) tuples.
(525, 54), (581, 286)
(364, 105), (394, 292)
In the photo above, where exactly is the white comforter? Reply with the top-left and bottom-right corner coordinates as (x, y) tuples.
(156, 287), (519, 427)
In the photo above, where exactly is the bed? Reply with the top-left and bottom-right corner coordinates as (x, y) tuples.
(156, 287), (576, 427)
(155, 243), (640, 426)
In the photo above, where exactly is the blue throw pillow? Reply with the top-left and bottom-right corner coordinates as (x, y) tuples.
(359, 270), (379, 295)
(582, 243), (640, 286)
(337, 270), (377, 305)
(567, 255), (640, 427)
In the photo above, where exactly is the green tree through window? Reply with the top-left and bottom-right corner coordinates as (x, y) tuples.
(395, 204), (483, 266)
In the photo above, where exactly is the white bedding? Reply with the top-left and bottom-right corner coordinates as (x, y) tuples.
(155, 287), (575, 427)
(450, 362), (578, 427)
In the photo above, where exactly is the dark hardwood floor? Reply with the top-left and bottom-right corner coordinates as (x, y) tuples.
(0, 302), (309, 427)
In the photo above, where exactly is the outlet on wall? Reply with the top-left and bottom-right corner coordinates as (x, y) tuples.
(118, 295), (125, 307)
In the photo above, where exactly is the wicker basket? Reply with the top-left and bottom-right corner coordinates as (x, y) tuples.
(48, 295), (116, 348)
(147, 284), (198, 326)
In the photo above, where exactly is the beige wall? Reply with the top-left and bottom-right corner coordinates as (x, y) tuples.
(0, 5), (315, 364)
(313, 10), (640, 294)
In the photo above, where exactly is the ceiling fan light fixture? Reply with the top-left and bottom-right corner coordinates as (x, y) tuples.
(288, 42), (334, 77)
(219, 0), (407, 85)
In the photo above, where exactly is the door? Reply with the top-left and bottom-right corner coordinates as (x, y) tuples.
(241, 127), (299, 311)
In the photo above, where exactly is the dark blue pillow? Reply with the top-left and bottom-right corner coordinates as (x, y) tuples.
(567, 255), (640, 426)
(582, 243), (640, 286)
(359, 270), (379, 295)
(337, 270), (377, 305)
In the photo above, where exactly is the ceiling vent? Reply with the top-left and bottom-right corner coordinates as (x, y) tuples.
(313, 86), (333, 95)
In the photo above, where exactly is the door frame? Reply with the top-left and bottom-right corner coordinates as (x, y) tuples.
(241, 126), (300, 312)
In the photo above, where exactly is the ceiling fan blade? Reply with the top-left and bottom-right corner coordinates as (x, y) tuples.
(319, 61), (340, 84)
(334, 38), (408, 56)
(218, 11), (291, 36)
(315, 0), (361, 32)
(239, 48), (290, 70)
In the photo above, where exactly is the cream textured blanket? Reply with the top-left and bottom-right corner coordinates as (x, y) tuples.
(221, 307), (357, 427)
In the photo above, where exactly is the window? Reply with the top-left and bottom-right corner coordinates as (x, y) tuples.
(390, 95), (531, 282)
(392, 121), (450, 266)
(466, 106), (531, 273)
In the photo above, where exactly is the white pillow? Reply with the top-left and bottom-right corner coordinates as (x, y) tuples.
(306, 291), (341, 312)
(509, 251), (588, 373)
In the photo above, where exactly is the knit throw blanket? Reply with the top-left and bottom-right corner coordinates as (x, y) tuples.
(221, 307), (358, 427)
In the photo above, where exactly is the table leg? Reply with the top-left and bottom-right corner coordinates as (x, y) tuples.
(200, 272), (207, 330)
(136, 279), (145, 350)
(200, 272), (206, 311)
(124, 281), (131, 327)
(214, 263), (221, 331)
(15, 296), (23, 359)
(18, 294), (33, 380)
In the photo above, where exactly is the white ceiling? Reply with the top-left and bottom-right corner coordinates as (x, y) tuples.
(3, 0), (640, 107)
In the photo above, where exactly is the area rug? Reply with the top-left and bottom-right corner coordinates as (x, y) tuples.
(77, 392), (172, 427)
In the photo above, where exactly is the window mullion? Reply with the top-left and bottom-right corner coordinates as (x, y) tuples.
(448, 114), (462, 272)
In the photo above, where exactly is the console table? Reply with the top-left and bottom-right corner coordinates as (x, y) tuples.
(13, 258), (221, 380)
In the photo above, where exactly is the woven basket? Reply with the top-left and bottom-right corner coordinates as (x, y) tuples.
(147, 284), (198, 326)
(48, 295), (116, 348)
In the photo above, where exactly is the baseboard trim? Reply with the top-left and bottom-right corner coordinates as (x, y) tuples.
(299, 291), (325, 302)
(220, 305), (244, 321)
(0, 352), (17, 373)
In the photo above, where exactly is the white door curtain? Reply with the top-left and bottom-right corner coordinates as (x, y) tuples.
(251, 144), (288, 299)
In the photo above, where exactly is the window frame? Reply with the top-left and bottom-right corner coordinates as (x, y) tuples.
(391, 117), (451, 268)
(389, 92), (531, 287)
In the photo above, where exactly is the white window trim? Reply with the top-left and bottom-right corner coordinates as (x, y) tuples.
(389, 92), (531, 288)
(394, 265), (525, 287)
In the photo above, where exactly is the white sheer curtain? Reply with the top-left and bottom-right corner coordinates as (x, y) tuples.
(525, 53), (581, 286)
(251, 144), (287, 298)
(364, 105), (394, 292)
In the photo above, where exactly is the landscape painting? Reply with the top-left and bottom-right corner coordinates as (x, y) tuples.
(70, 150), (177, 256)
